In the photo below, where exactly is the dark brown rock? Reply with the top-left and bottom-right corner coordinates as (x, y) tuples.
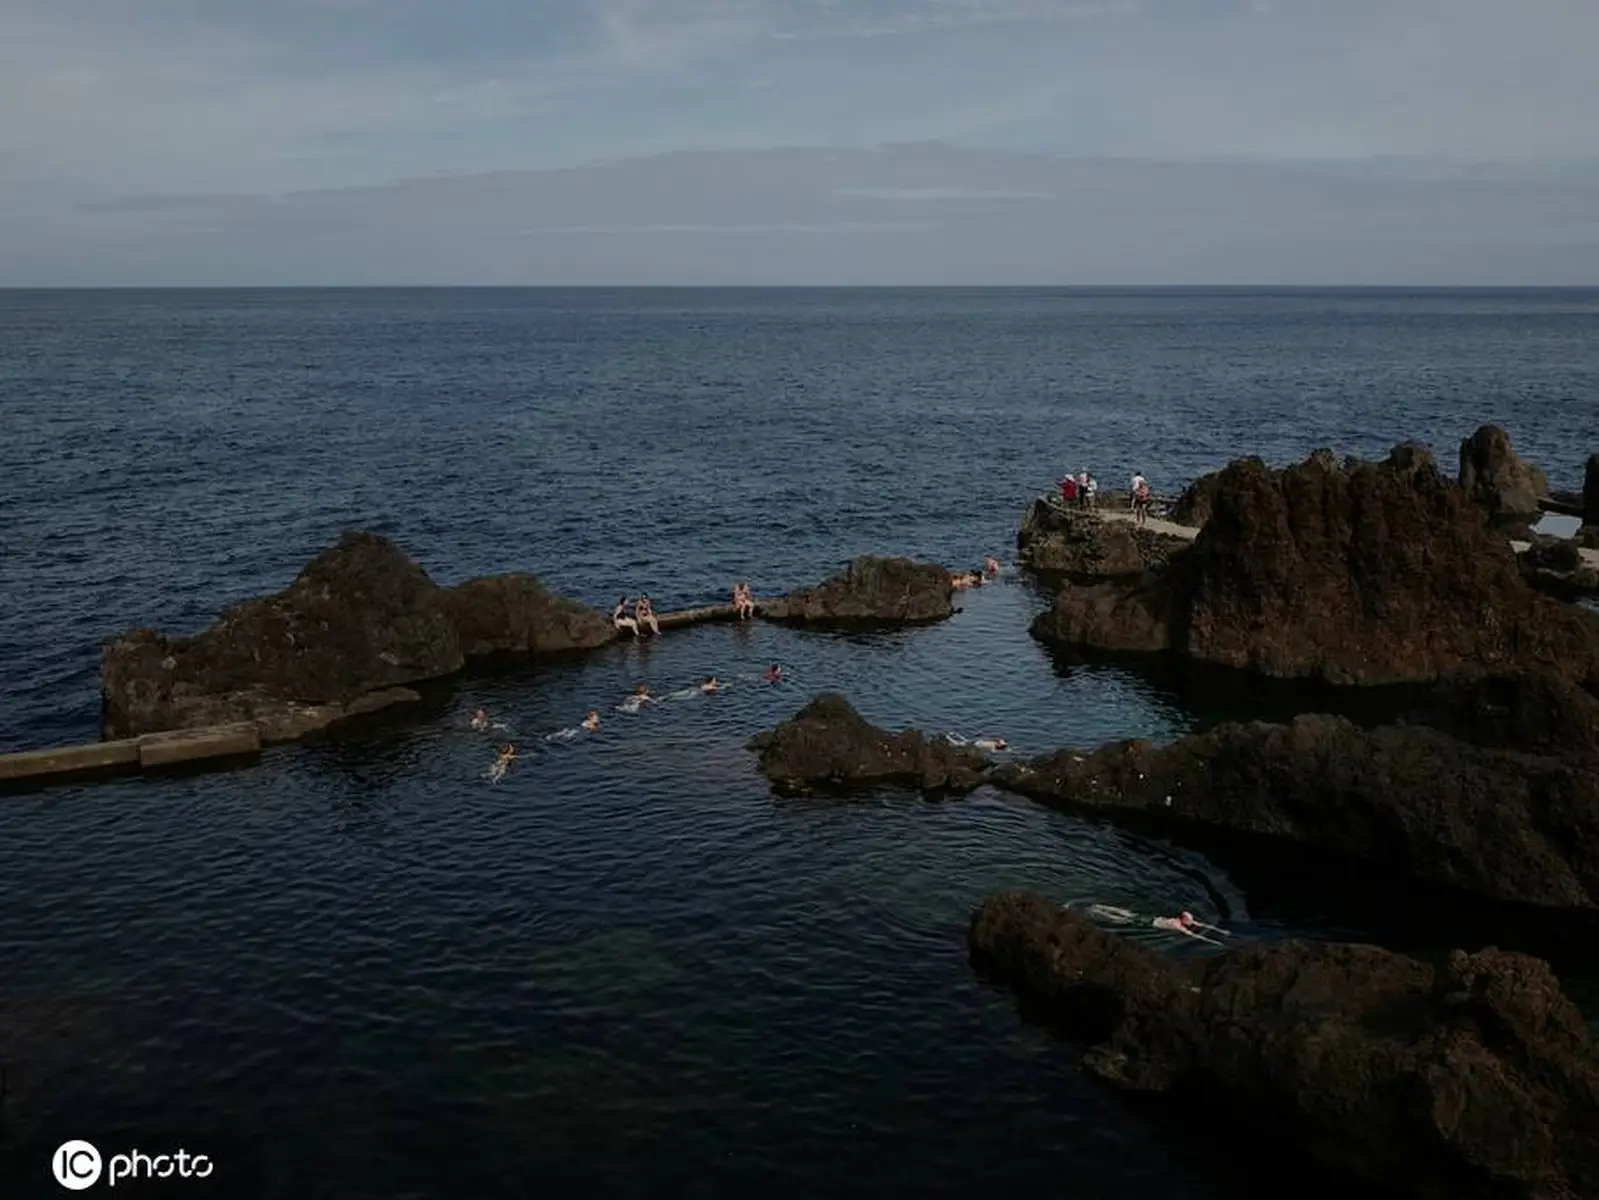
(446, 574), (614, 656)
(773, 556), (954, 624)
(1585, 453), (1599, 527)
(102, 531), (614, 740)
(1033, 445), (1599, 687)
(1168, 462), (1237, 528)
(747, 694), (990, 794)
(1016, 498), (1187, 581)
(103, 532), (463, 739)
(1402, 670), (1599, 757)
(1522, 536), (1582, 573)
(993, 709), (1599, 908)
(1458, 424), (1548, 524)
(968, 892), (1599, 1200)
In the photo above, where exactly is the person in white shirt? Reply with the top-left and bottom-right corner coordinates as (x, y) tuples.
(1130, 472), (1147, 508)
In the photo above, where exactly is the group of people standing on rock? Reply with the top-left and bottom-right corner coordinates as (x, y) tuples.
(1058, 470), (1101, 509)
(1057, 469), (1155, 526)
(470, 663), (787, 783)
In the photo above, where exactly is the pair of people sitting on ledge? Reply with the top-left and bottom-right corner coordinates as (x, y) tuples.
(613, 594), (659, 636)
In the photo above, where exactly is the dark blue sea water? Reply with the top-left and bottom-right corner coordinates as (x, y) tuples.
(2, 289), (1598, 1198)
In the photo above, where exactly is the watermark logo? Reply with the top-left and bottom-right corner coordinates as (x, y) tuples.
(52, 1141), (103, 1190)
(51, 1141), (214, 1190)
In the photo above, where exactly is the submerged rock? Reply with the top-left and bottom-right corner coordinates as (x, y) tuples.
(1458, 423), (1548, 526)
(747, 694), (990, 794)
(1016, 497), (1187, 581)
(968, 891), (1599, 1200)
(993, 694), (1599, 908)
(102, 531), (612, 740)
(772, 556), (954, 624)
(1032, 445), (1599, 687)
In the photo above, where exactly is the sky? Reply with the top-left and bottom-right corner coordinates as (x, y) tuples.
(2, 0), (1597, 284)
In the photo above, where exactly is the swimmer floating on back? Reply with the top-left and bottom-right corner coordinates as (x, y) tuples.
(1150, 911), (1229, 946)
(618, 683), (653, 713)
(487, 744), (517, 784)
(1087, 903), (1233, 947)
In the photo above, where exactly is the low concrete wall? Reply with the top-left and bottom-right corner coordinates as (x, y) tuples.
(137, 723), (261, 768)
(0, 738), (141, 782)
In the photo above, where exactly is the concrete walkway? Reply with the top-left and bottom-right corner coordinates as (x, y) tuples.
(1096, 506), (1599, 569)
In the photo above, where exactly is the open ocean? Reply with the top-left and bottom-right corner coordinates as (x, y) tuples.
(2, 288), (1598, 1197)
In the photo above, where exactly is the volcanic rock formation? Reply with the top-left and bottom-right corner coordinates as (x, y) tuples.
(748, 693), (990, 794)
(968, 891), (1599, 1200)
(1032, 445), (1599, 686)
(102, 532), (612, 741)
(990, 675), (1599, 909)
(771, 556), (955, 625)
(1016, 497), (1187, 581)
(1457, 423), (1548, 526)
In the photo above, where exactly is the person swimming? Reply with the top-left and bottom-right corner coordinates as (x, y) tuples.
(470, 708), (489, 732)
(983, 556), (1001, 578)
(635, 594), (660, 636)
(1150, 911), (1225, 946)
(582, 711), (601, 733)
(613, 597), (639, 637)
(951, 571), (983, 590)
(972, 736), (1009, 752)
(618, 683), (653, 713)
(763, 663), (783, 684)
(700, 675), (722, 693)
(487, 744), (517, 783)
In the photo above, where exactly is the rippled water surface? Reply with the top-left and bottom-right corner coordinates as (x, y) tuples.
(2, 289), (1598, 1198)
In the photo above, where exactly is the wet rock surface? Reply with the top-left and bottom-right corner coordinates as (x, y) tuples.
(748, 694), (991, 794)
(1032, 445), (1599, 687)
(102, 532), (612, 740)
(771, 556), (955, 625)
(968, 891), (1599, 1200)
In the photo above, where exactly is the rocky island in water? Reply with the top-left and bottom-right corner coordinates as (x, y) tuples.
(14, 421), (1595, 1199)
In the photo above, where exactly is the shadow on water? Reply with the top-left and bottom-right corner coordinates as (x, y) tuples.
(1036, 642), (1443, 733)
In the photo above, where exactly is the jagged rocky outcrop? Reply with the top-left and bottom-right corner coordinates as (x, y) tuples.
(771, 556), (954, 624)
(1458, 423), (1548, 526)
(1585, 454), (1599, 526)
(992, 679), (1599, 908)
(968, 892), (1599, 1200)
(1033, 445), (1599, 687)
(446, 573), (614, 657)
(747, 694), (990, 794)
(1016, 498), (1187, 581)
(102, 532), (613, 741)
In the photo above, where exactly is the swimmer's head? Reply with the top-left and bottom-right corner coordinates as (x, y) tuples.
(1180, 911), (1195, 926)
(635, 683), (650, 695)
